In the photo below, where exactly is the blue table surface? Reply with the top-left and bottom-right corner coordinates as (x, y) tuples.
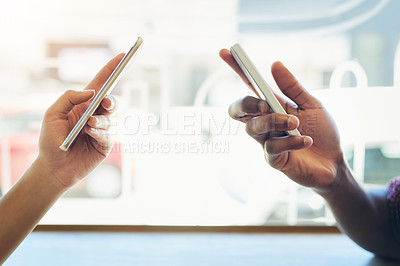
(5, 232), (400, 266)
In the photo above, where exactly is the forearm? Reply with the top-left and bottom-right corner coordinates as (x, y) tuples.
(316, 161), (400, 259)
(0, 159), (67, 264)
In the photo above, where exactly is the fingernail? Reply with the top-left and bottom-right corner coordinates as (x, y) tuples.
(288, 115), (299, 129)
(82, 90), (95, 100)
(105, 96), (116, 111)
(303, 136), (313, 146)
(82, 89), (95, 94)
(258, 100), (269, 112)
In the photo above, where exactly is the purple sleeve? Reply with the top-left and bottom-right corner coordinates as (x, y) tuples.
(387, 177), (400, 241)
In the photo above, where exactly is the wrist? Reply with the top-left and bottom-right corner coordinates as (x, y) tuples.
(32, 156), (71, 192)
(313, 157), (353, 197)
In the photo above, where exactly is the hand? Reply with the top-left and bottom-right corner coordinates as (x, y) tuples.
(220, 49), (345, 190)
(36, 54), (123, 188)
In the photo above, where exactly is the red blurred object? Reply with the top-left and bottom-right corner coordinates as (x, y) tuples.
(0, 112), (122, 198)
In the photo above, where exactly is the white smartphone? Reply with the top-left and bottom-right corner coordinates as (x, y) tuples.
(230, 43), (301, 137)
(59, 37), (143, 151)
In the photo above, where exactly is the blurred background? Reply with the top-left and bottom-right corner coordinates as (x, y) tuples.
(1, 0), (399, 226)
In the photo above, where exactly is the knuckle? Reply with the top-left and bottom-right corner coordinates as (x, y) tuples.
(227, 104), (236, 119)
(264, 140), (278, 155)
(241, 96), (258, 110)
(228, 96), (250, 119)
(63, 89), (75, 97)
(246, 116), (273, 136)
(97, 116), (105, 126)
(264, 115), (276, 132)
(245, 119), (258, 135)
(43, 108), (52, 119)
(102, 116), (111, 129)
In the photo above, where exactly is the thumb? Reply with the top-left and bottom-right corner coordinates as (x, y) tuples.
(271, 61), (321, 110)
(48, 90), (95, 116)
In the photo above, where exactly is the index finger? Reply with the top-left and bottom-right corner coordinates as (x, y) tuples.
(85, 53), (125, 93)
(220, 49), (294, 108)
(219, 49), (261, 98)
(228, 96), (270, 122)
(220, 48), (296, 112)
